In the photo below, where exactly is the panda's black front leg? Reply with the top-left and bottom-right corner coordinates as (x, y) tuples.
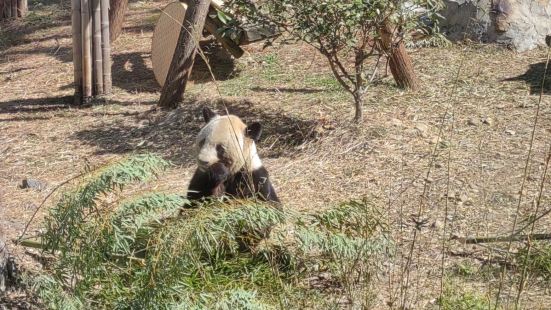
(187, 163), (230, 200)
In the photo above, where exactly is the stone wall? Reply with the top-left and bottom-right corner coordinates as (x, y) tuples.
(440, 0), (551, 51)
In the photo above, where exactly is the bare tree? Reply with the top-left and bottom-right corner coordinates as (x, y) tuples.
(379, 22), (420, 90)
(109, 0), (128, 41)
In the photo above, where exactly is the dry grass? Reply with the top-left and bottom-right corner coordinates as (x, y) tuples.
(1, 0), (551, 308)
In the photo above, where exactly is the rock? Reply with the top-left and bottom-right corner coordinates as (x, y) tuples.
(390, 118), (403, 127)
(505, 129), (516, 135)
(440, 0), (551, 51)
(431, 220), (442, 229)
(482, 117), (493, 126)
(415, 123), (430, 138)
(20, 179), (46, 191)
(438, 140), (451, 149)
(447, 190), (457, 200)
(459, 193), (470, 203)
(467, 118), (479, 126)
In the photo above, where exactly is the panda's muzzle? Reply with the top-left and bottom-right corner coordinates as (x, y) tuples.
(208, 162), (230, 183)
(197, 159), (210, 167)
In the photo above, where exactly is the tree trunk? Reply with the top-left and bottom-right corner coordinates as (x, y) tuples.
(352, 92), (363, 123)
(379, 22), (420, 91)
(158, 0), (211, 109)
(108, 0), (128, 42)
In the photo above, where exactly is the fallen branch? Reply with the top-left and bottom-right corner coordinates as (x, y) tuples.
(452, 233), (551, 244)
(17, 172), (85, 243)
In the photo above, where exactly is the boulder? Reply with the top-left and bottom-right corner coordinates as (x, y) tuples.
(440, 0), (551, 51)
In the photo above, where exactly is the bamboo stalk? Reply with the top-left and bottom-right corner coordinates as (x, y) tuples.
(18, 239), (44, 250)
(92, 0), (103, 94)
(81, 0), (93, 99)
(17, 0), (26, 17)
(10, 0), (16, 18)
(0, 0), (6, 19)
(71, 0), (83, 104)
(3, 0), (9, 19)
(100, 0), (111, 94)
(8, 0), (13, 19)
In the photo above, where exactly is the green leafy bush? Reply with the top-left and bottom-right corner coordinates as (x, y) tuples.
(438, 284), (494, 310)
(29, 154), (391, 309)
(226, 0), (444, 122)
(517, 242), (551, 281)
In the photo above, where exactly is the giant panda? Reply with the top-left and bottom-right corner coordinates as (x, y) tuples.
(187, 107), (280, 203)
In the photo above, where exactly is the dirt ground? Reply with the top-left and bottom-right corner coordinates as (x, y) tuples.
(2, 0), (551, 308)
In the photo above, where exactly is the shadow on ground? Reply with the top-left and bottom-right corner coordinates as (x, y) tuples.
(191, 41), (238, 83)
(0, 96), (153, 117)
(72, 98), (319, 165)
(0, 96), (75, 114)
(250, 86), (326, 94)
(112, 52), (159, 93)
(504, 61), (551, 95)
(0, 0), (71, 55)
(111, 42), (238, 94)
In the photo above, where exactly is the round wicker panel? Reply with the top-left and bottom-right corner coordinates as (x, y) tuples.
(151, 2), (187, 87)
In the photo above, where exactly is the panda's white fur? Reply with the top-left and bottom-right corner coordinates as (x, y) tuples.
(187, 107), (279, 203)
(196, 114), (263, 174)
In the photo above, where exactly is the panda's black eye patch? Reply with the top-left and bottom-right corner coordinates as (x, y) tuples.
(216, 144), (225, 157)
(216, 144), (232, 165)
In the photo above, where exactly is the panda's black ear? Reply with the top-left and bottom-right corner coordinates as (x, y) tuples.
(202, 106), (218, 123)
(246, 122), (262, 142)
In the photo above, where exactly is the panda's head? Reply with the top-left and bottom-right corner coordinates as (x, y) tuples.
(195, 107), (263, 174)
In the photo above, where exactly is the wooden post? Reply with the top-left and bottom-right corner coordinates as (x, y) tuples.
(101, 0), (112, 94)
(379, 22), (420, 91)
(72, 0), (83, 104)
(81, 0), (93, 99)
(158, 0), (212, 109)
(92, 0), (103, 94)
